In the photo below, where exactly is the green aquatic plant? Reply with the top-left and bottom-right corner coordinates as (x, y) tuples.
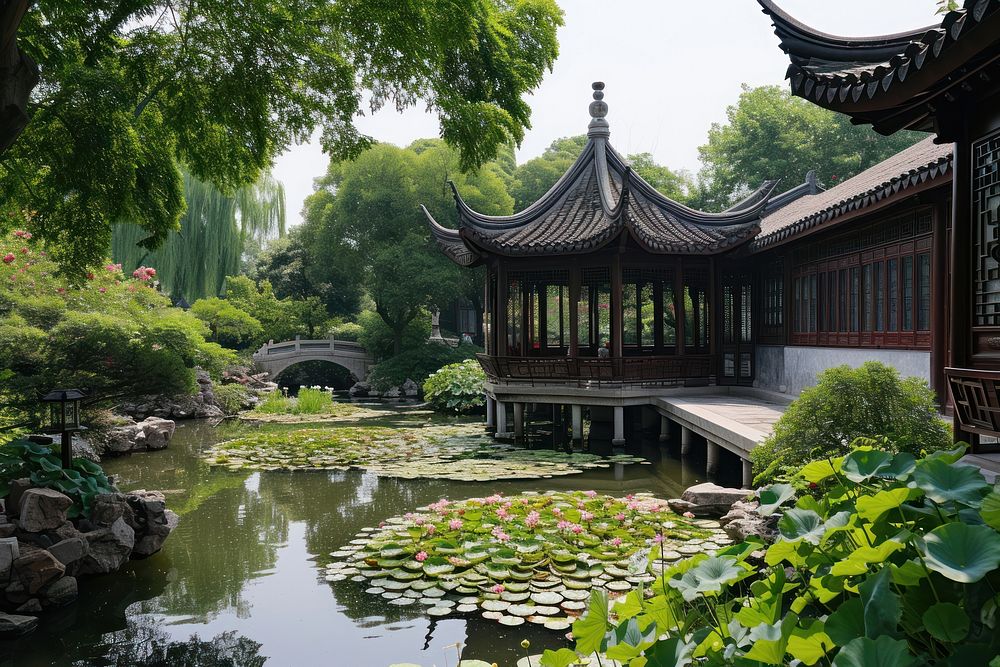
(557, 444), (1000, 666)
(423, 359), (486, 414)
(325, 490), (727, 631)
(0, 439), (116, 518)
(206, 423), (649, 481)
(291, 388), (333, 415)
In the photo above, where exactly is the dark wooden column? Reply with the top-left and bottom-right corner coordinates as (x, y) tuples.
(569, 268), (580, 357)
(483, 268), (492, 355)
(931, 196), (949, 409)
(521, 280), (531, 356)
(611, 253), (624, 359)
(495, 262), (507, 356)
(950, 133), (970, 443)
(653, 280), (664, 353)
(675, 258), (686, 355)
(708, 257), (717, 357)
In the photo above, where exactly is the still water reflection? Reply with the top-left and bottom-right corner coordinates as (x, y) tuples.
(1, 409), (732, 667)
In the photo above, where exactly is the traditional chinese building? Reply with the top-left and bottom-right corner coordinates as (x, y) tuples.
(757, 0), (1000, 458)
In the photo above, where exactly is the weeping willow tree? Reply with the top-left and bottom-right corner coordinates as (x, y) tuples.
(113, 170), (286, 301)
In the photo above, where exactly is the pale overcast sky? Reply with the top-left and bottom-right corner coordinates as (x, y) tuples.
(272, 1), (942, 227)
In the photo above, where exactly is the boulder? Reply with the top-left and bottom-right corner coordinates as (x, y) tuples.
(14, 599), (41, 614)
(71, 435), (101, 463)
(348, 381), (371, 398)
(401, 379), (419, 397)
(89, 493), (133, 527)
(18, 488), (72, 533)
(719, 500), (779, 543)
(6, 478), (31, 518)
(0, 537), (19, 577)
(0, 613), (38, 637)
(41, 576), (77, 606)
(125, 490), (178, 558)
(13, 548), (65, 594)
(382, 386), (401, 399)
(669, 483), (751, 517)
(137, 417), (175, 450)
(4, 579), (28, 605)
(48, 537), (87, 566)
(77, 517), (134, 575)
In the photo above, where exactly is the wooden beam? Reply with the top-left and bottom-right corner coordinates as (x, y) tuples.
(611, 253), (624, 359)
(569, 268), (580, 357)
(931, 196), (949, 409)
(676, 258), (686, 355)
(949, 133), (970, 445)
(496, 261), (508, 356)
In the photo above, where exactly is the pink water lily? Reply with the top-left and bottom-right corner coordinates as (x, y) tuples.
(449, 518), (463, 530)
(491, 584), (505, 594)
(414, 551), (428, 562)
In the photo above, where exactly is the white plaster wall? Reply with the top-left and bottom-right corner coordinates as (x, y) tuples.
(755, 345), (931, 397)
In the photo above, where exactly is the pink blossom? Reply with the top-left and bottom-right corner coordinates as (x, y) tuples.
(379, 521), (387, 528)
(615, 513), (626, 522)
(577, 501), (585, 509)
(12, 230), (30, 239)
(85, 271), (94, 279)
(132, 265), (157, 281)
(552, 508), (563, 517)
(105, 263), (122, 272)
(425, 524), (436, 535)
(557, 520), (571, 531)
(583, 490), (598, 498)
(608, 537), (623, 547)
(98, 287), (107, 293)
(2, 253), (13, 264)
(571, 524), (583, 535)
(496, 507), (510, 520)
(627, 501), (641, 511)
(415, 551), (428, 562)
(484, 494), (502, 505)
(449, 518), (463, 530)
(18, 247), (28, 255)
(682, 512), (696, 519)
(525, 511), (540, 529)
(491, 584), (505, 594)
(653, 534), (665, 544)
(581, 511), (594, 522)
(490, 526), (510, 542)
(413, 516), (425, 525)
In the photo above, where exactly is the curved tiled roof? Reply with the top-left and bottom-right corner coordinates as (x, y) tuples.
(424, 85), (778, 264)
(758, 0), (1000, 135)
(752, 136), (952, 251)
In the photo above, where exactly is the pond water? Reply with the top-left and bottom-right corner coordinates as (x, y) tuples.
(0, 405), (736, 667)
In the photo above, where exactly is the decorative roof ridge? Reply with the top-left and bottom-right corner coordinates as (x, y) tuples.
(763, 170), (824, 214)
(751, 139), (952, 252)
(757, 0), (939, 59)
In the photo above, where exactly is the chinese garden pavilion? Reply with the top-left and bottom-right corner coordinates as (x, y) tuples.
(425, 83), (779, 393)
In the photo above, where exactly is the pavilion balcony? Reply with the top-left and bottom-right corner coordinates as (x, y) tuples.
(476, 353), (715, 388)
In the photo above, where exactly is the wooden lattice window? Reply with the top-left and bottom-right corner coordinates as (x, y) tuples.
(974, 129), (1000, 327)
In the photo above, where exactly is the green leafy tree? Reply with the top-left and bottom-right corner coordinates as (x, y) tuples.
(113, 169), (285, 302)
(0, 0), (563, 274)
(751, 361), (951, 484)
(303, 139), (514, 356)
(694, 85), (924, 210)
(190, 297), (262, 348)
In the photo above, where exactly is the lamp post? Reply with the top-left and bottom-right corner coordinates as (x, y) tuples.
(41, 388), (85, 469)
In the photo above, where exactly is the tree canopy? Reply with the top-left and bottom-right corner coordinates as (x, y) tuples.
(302, 139), (514, 355)
(693, 85), (925, 210)
(0, 0), (563, 275)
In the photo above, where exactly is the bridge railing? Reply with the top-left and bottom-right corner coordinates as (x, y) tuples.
(252, 337), (369, 359)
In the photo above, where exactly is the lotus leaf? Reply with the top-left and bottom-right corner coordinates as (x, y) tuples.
(920, 522), (1000, 583)
(422, 557), (454, 577)
(757, 483), (797, 516)
(840, 448), (893, 483)
(830, 636), (915, 667)
(912, 458), (990, 506)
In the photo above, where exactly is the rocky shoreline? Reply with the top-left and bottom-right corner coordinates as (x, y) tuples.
(0, 486), (177, 637)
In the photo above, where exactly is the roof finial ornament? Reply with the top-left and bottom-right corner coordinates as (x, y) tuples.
(588, 81), (610, 139)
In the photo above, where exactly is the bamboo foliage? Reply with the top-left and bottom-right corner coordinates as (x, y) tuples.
(113, 170), (286, 302)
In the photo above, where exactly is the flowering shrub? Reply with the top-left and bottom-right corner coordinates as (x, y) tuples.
(0, 230), (234, 425)
(422, 358), (486, 413)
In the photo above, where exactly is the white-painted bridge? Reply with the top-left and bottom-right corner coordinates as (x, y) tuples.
(251, 338), (375, 381)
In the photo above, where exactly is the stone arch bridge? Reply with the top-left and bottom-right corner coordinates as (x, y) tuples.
(252, 338), (375, 381)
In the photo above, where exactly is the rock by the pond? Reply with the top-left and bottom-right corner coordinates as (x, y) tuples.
(0, 613), (38, 637)
(77, 517), (134, 575)
(0, 537), (19, 577)
(28, 433), (102, 463)
(348, 381), (371, 398)
(125, 490), (178, 558)
(41, 576), (77, 606)
(719, 499), (778, 543)
(17, 489), (72, 533)
(99, 416), (177, 455)
(401, 379), (419, 397)
(382, 386), (402, 399)
(14, 599), (41, 614)
(13, 548), (65, 594)
(47, 537), (87, 566)
(670, 483), (750, 517)
(89, 494), (132, 527)
(0, 516), (14, 539)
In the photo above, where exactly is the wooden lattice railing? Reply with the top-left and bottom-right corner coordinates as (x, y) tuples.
(946, 367), (1000, 437)
(476, 353), (714, 387)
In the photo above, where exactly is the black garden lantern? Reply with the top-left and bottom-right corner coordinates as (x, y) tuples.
(41, 388), (85, 468)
